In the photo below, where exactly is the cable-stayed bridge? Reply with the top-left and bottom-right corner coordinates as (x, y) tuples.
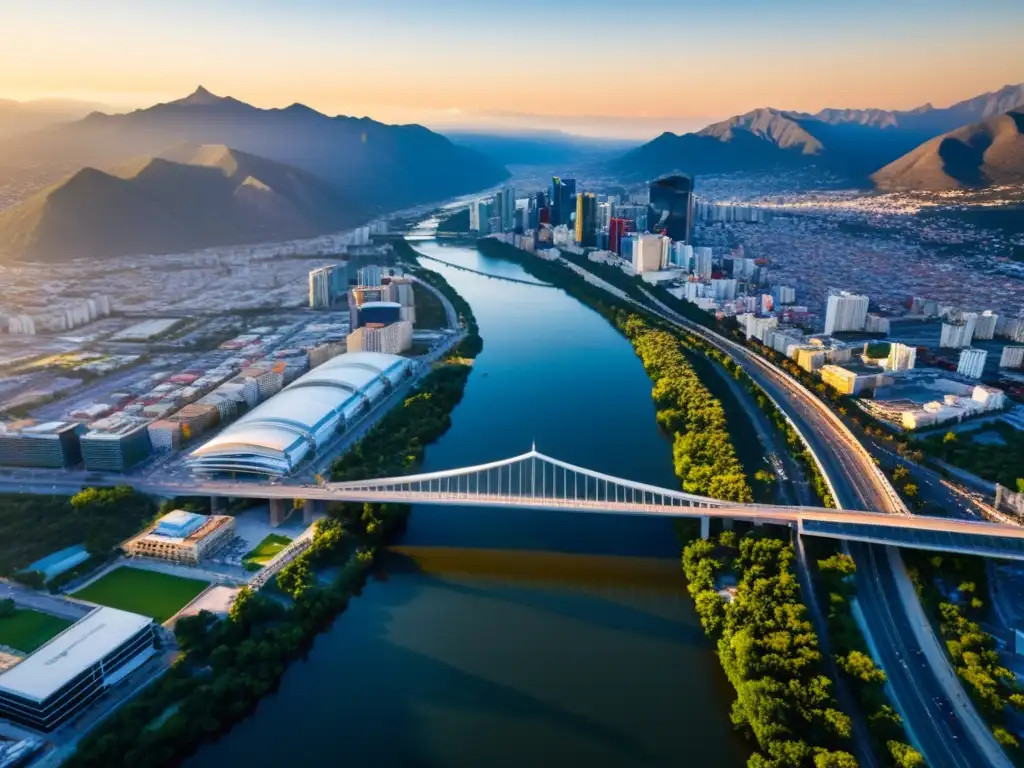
(175, 447), (1024, 560)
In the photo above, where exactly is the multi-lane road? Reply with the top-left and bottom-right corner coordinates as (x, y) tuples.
(638, 293), (1005, 767)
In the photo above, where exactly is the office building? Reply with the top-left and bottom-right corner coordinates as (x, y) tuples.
(0, 421), (82, 468)
(693, 247), (713, 279)
(820, 364), (887, 396)
(614, 204), (648, 232)
(124, 510), (236, 564)
(550, 177), (576, 227)
(632, 234), (665, 274)
(80, 419), (153, 472)
(608, 218), (630, 255)
(1000, 346), (1024, 370)
(885, 343), (917, 372)
(648, 174), (694, 243)
(824, 291), (869, 335)
(957, 348), (988, 380)
(0, 607), (157, 731)
(575, 193), (597, 247)
(346, 320), (413, 355)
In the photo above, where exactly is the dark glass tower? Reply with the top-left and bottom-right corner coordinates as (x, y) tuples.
(550, 176), (576, 227)
(648, 174), (694, 243)
(575, 193), (597, 247)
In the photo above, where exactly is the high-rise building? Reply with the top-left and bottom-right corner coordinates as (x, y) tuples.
(469, 200), (492, 233)
(957, 348), (988, 380)
(608, 218), (630, 255)
(824, 291), (869, 335)
(974, 310), (998, 340)
(1000, 346), (1024, 369)
(669, 242), (693, 270)
(648, 174), (694, 243)
(308, 264), (347, 309)
(632, 234), (664, 274)
(494, 186), (516, 232)
(772, 285), (796, 306)
(693, 247), (713, 280)
(357, 265), (384, 287)
(940, 321), (974, 349)
(597, 202), (612, 232)
(575, 193), (597, 247)
(550, 177), (576, 227)
(886, 343), (917, 372)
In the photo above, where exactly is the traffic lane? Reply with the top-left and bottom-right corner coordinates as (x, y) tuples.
(853, 543), (986, 768)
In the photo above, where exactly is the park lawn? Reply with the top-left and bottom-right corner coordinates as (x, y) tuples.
(0, 609), (74, 653)
(243, 534), (292, 571)
(74, 567), (208, 622)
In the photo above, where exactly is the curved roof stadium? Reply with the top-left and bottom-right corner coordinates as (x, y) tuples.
(187, 352), (411, 476)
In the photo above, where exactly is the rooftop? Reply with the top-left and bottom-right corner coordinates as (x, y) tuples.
(0, 607), (153, 703)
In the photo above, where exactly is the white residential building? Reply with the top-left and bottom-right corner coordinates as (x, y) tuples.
(824, 291), (869, 336)
(940, 321), (974, 349)
(693, 247), (713, 279)
(865, 313), (890, 334)
(974, 310), (998, 341)
(886, 343), (917, 372)
(1000, 346), (1024, 369)
(956, 348), (988, 380)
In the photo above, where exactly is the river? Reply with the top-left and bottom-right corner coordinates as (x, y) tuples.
(184, 239), (747, 767)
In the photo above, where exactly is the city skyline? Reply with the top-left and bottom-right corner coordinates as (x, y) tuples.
(3, 0), (1022, 138)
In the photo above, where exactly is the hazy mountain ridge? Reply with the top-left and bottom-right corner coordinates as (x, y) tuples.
(871, 111), (1024, 190)
(0, 97), (116, 140)
(613, 83), (1024, 184)
(0, 86), (509, 212)
(0, 143), (366, 261)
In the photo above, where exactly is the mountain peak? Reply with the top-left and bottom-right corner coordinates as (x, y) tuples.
(178, 86), (223, 106)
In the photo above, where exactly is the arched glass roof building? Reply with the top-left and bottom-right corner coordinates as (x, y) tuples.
(187, 352), (411, 477)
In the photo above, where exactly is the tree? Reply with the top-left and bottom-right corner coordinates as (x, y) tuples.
(892, 465), (910, 482)
(888, 741), (925, 767)
(814, 749), (858, 768)
(943, 431), (958, 444)
(902, 483), (918, 498)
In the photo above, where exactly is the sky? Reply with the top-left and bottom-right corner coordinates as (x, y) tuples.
(1, 0), (1022, 139)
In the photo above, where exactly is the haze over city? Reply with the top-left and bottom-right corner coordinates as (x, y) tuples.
(3, 0), (1023, 137)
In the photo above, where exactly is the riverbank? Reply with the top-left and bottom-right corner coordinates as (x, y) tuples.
(66, 260), (483, 768)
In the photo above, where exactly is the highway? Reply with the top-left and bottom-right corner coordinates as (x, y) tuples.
(631, 292), (1004, 766)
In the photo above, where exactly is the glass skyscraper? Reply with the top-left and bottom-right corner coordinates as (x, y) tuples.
(648, 174), (694, 243)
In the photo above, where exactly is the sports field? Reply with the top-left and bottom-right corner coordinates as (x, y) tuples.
(74, 567), (209, 622)
(243, 534), (292, 571)
(0, 609), (73, 653)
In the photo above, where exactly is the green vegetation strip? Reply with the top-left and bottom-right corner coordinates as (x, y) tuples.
(73, 567), (209, 623)
(0, 604), (73, 653)
(67, 247), (482, 768)
(685, 532), (858, 767)
(812, 545), (923, 767)
(242, 534), (292, 571)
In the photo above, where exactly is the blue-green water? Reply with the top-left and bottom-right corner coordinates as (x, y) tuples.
(184, 240), (746, 768)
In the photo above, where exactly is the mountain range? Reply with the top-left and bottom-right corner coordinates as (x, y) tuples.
(872, 111), (1024, 190)
(613, 83), (1024, 187)
(0, 86), (509, 213)
(0, 144), (365, 260)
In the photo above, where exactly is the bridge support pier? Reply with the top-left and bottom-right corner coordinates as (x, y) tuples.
(210, 496), (226, 514)
(269, 498), (291, 528)
(303, 499), (322, 525)
(700, 516), (710, 541)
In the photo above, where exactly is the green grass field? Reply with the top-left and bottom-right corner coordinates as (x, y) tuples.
(74, 567), (209, 622)
(243, 534), (292, 571)
(0, 609), (73, 653)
